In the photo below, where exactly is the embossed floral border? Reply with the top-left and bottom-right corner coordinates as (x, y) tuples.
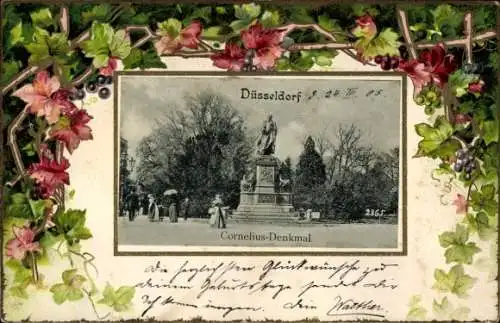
(1, 0), (498, 321)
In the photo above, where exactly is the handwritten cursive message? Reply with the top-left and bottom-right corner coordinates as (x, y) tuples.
(135, 259), (399, 319)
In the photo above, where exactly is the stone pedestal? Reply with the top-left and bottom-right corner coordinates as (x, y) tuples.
(232, 156), (296, 223)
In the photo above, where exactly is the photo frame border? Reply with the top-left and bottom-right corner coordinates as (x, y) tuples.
(113, 71), (408, 257)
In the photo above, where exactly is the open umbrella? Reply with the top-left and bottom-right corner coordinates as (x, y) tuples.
(163, 189), (178, 196)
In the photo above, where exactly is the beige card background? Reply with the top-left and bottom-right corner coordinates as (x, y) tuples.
(3, 52), (498, 321)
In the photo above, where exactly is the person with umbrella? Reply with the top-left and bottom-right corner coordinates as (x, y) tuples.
(164, 189), (179, 223)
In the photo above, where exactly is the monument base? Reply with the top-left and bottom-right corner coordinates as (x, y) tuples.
(232, 155), (297, 224)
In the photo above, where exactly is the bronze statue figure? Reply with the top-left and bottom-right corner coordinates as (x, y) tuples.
(256, 113), (278, 155)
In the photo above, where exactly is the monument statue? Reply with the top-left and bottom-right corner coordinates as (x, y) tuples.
(256, 113), (278, 155)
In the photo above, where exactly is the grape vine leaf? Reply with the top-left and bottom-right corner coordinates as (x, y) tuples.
(431, 5), (464, 36)
(432, 265), (476, 298)
(433, 297), (471, 321)
(50, 269), (87, 304)
(448, 70), (479, 98)
(9, 22), (24, 46)
(109, 30), (132, 59)
(54, 209), (93, 244)
(6, 192), (51, 221)
(82, 4), (112, 25)
(157, 18), (182, 37)
(480, 120), (498, 145)
(406, 295), (427, 320)
(439, 224), (481, 264)
(202, 26), (222, 39)
(230, 3), (261, 31)
(261, 10), (282, 28)
(25, 28), (72, 65)
(97, 284), (136, 312)
(6, 259), (34, 299)
(122, 48), (167, 70)
(414, 116), (460, 159)
(464, 212), (496, 241)
(81, 22), (114, 68)
(30, 8), (54, 28)
(355, 28), (400, 59)
(1, 60), (21, 86)
(470, 184), (497, 217)
(183, 6), (212, 24)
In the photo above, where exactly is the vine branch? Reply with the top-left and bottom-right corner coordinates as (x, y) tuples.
(396, 7), (418, 59)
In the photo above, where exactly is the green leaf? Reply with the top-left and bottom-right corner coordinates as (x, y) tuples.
(50, 283), (69, 304)
(355, 28), (400, 59)
(407, 295), (427, 320)
(432, 265), (476, 298)
(449, 70), (479, 98)
(82, 4), (112, 25)
(30, 8), (54, 28)
(54, 209), (92, 243)
(1, 60), (20, 85)
(234, 3), (261, 21)
(109, 29), (131, 59)
(40, 231), (63, 249)
(414, 116), (459, 159)
(47, 33), (70, 57)
(229, 19), (251, 32)
(157, 18), (182, 37)
(466, 212), (496, 241)
(432, 5), (464, 35)
(480, 120), (498, 145)
(97, 284), (116, 306)
(81, 22), (114, 67)
(439, 225), (480, 264)
(25, 28), (50, 64)
(432, 297), (452, 319)
(14, 266), (33, 285)
(9, 286), (29, 299)
(288, 7), (314, 24)
(6, 192), (50, 221)
(470, 184), (497, 217)
(261, 10), (282, 28)
(71, 226), (93, 240)
(202, 26), (222, 39)
(122, 48), (166, 70)
(318, 14), (342, 35)
(115, 286), (135, 305)
(10, 22), (24, 46)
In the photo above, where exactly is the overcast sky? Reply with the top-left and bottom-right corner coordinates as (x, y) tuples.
(119, 75), (401, 164)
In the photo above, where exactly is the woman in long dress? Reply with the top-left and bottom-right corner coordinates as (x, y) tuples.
(209, 194), (226, 229)
(169, 200), (178, 223)
(147, 194), (159, 222)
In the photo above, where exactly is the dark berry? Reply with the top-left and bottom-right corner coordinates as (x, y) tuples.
(98, 87), (111, 99)
(69, 90), (77, 101)
(381, 61), (391, 71)
(97, 75), (107, 85)
(86, 82), (98, 93)
(75, 83), (84, 90)
(453, 163), (463, 172)
(75, 89), (85, 100)
(105, 76), (113, 84)
(374, 55), (383, 64)
(391, 57), (400, 69)
(464, 173), (472, 181)
(465, 164), (474, 173)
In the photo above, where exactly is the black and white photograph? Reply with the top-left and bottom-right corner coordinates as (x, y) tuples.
(115, 72), (406, 253)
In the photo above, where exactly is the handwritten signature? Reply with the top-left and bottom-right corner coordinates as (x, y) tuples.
(326, 295), (386, 318)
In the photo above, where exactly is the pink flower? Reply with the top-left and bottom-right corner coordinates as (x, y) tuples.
(155, 21), (202, 55)
(12, 71), (63, 124)
(419, 44), (457, 87)
(211, 43), (246, 71)
(51, 89), (78, 115)
(99, 57), (118, 76)
(452, 194), (468, 214)
(6, 226), (40, 260)
(240, 23), (285, 70)
(398, 44), (457, 92)
(399, 59), (432, 92)
(352, 15), (377, 39)
(28, 155), (70, 198)
(49, 109), (93, 154)
(468, 80), (485, 94)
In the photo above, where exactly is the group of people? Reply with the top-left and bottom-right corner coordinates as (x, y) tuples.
(122, 188), (191, 223)
(122, 188), (227, 229)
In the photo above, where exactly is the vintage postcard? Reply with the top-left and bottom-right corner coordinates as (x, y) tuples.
(1, 0), (499, 322)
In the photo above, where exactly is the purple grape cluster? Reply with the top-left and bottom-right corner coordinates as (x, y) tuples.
(454, 148), (476, 180)
(374, 55), (400, 71)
